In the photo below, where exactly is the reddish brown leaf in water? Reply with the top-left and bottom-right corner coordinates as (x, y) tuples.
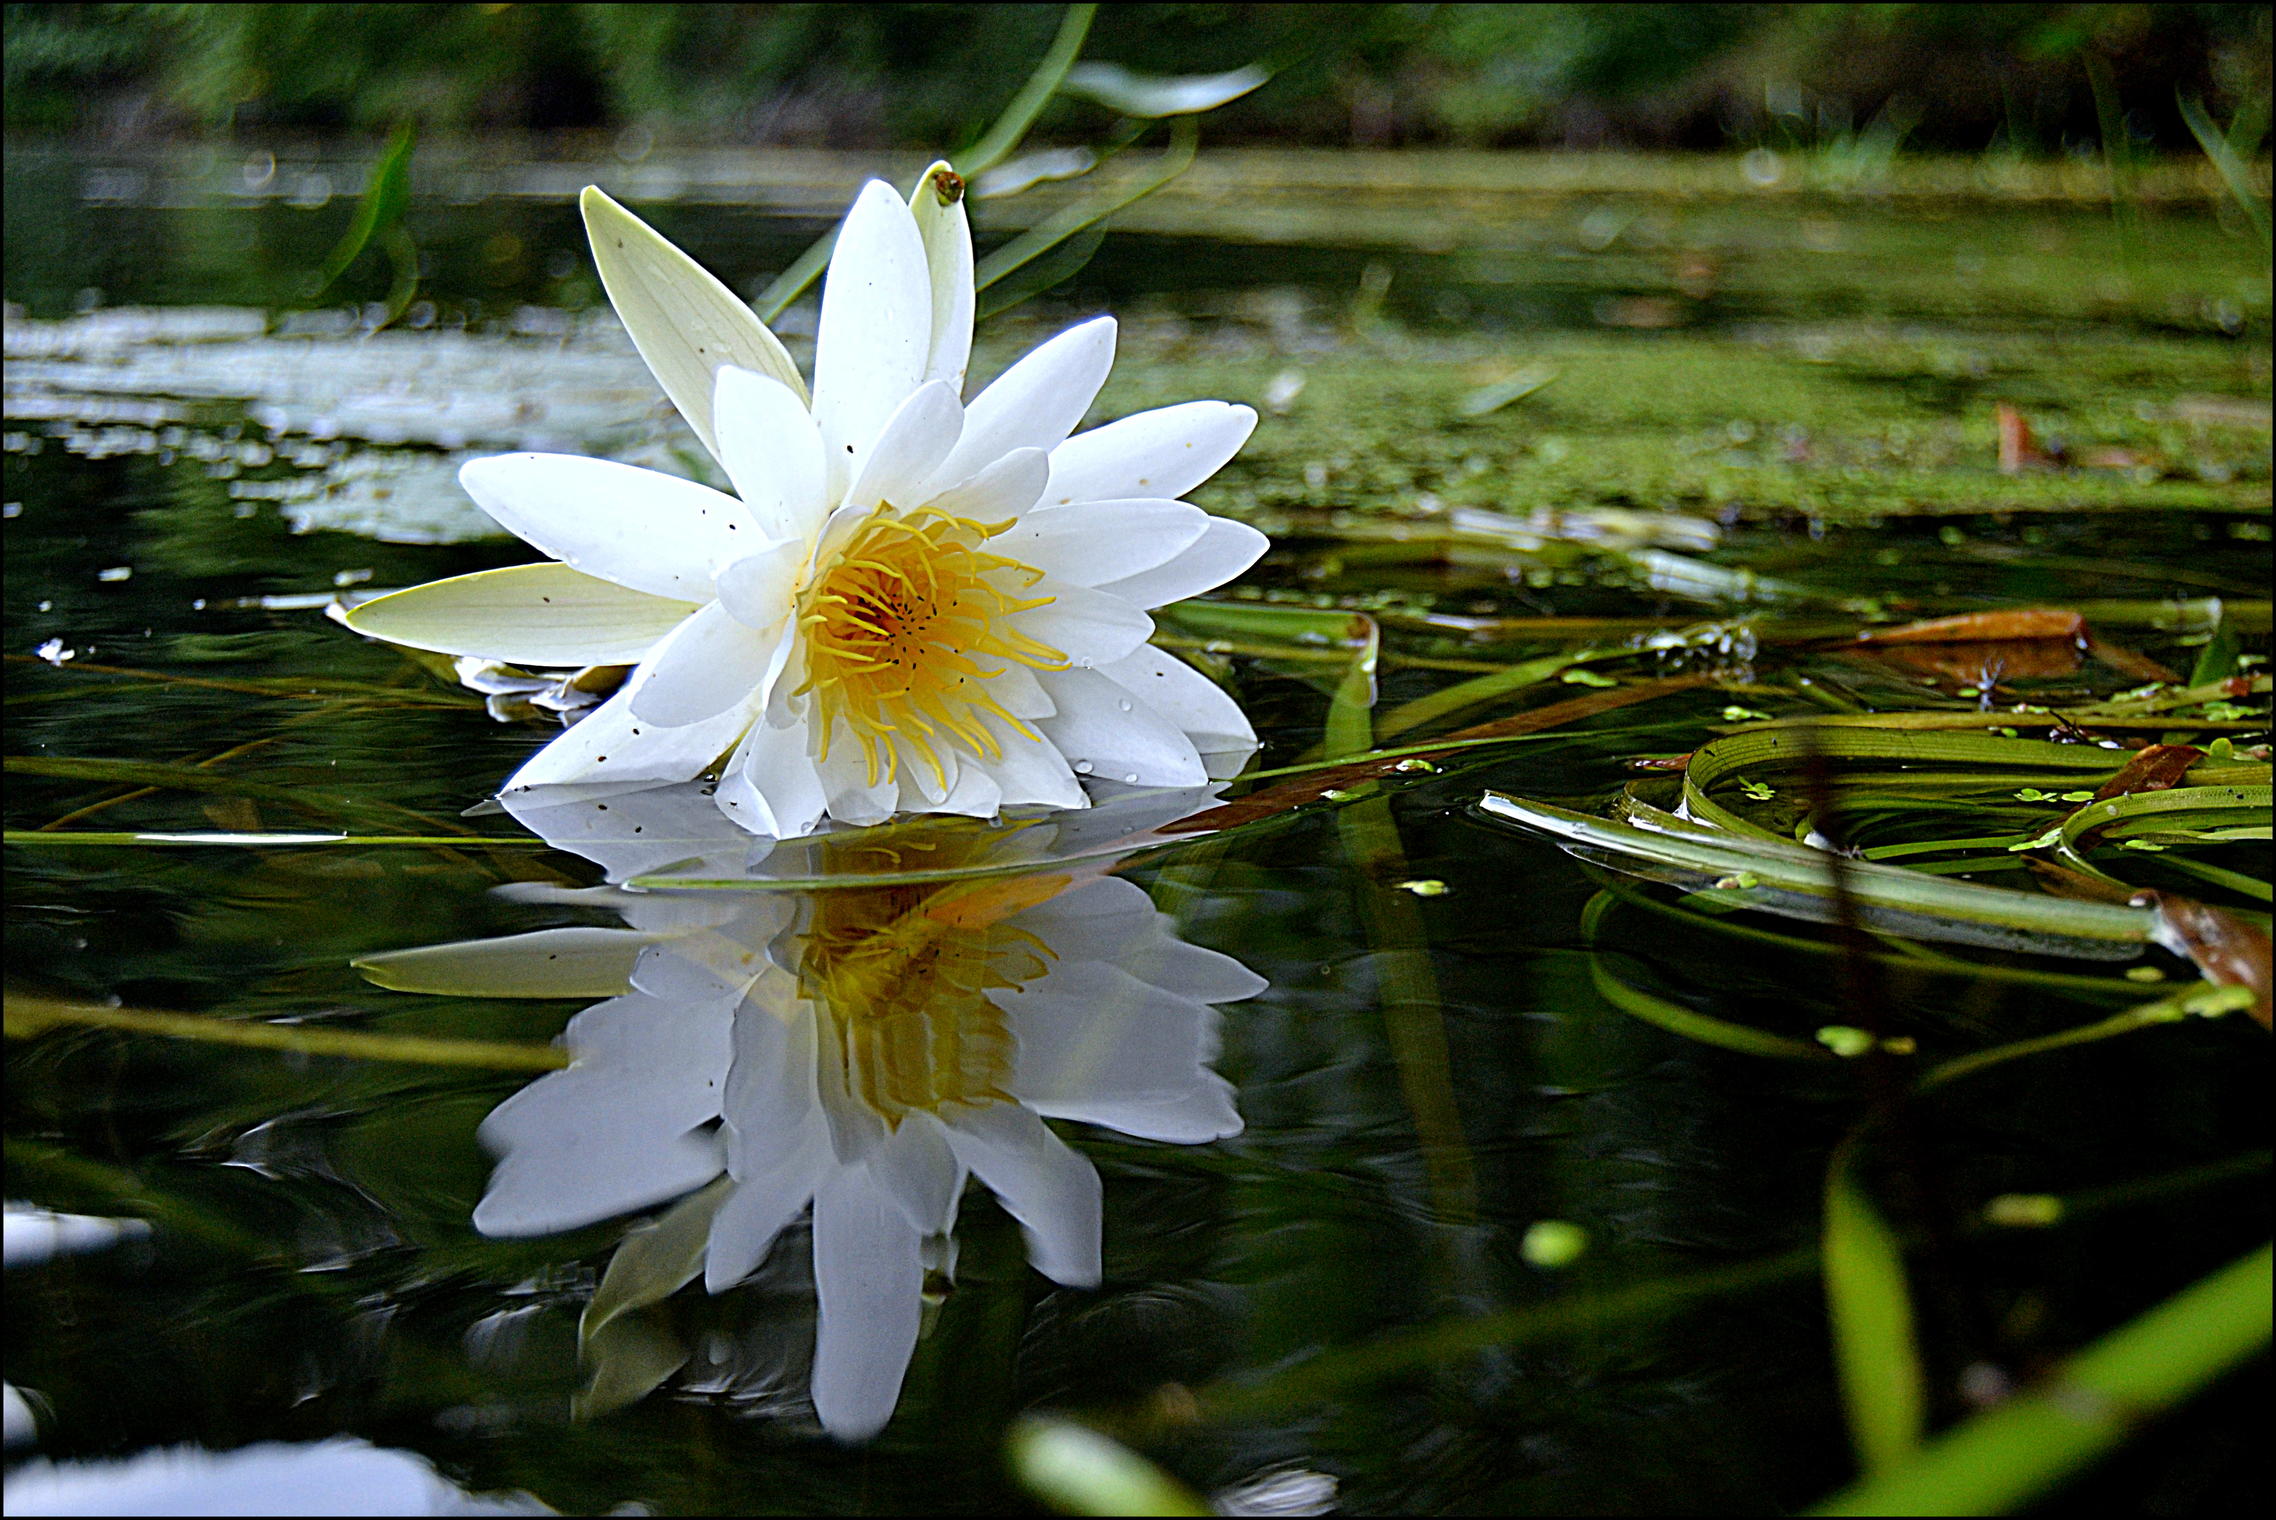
(1996, 403), (2054, 472)
(2146, 894), (2273, 1029)
(1854, 609), (2086, 645)
(2089, 744), (2205, 803)
(1163, 676), (1713, 834)
(2081, 633), (2181, 683)
(1860, 640), (2083, 684)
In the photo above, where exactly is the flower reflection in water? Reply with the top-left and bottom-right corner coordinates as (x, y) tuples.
(359, 784), (1261, 1439)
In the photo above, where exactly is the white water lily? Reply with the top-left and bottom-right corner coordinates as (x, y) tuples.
(349, 168), (1264, 837)
(356, 783), (1260, 1441)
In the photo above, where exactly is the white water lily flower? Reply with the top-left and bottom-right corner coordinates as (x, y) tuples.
(349, 168), (1264, 837)
(356, 783), (1260, 1441)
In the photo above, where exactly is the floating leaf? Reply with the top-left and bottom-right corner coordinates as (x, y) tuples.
(1853, 608), (2085, 644)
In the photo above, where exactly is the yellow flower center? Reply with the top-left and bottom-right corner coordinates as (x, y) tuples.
(795, 508), (1066, 791)
(800, 860), (1066, 1126)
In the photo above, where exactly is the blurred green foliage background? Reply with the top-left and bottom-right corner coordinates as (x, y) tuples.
(5, 2), (2269, 156)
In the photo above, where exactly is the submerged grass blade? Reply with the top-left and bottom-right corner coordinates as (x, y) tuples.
(1580, 891), (1832, 1060)
(6, 995), (568, 1071)
(1824, 1138), (1926, 1475)
(1811, 1244), (2273, 1516)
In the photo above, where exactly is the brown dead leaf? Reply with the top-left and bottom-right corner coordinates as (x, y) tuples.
(1855, 609), (2086, 645)
(2147, 894), (2273, 1029)
(2088, 744), (2205, 803)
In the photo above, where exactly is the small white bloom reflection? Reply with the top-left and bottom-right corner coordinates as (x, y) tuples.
(363, 784), (1260, 1440)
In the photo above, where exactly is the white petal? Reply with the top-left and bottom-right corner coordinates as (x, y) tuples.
(812, 182), (931, 503)
(993, 499), (1205, 586)
(942, 1104), (1101, 1288)
(459, 454), (756, 601)
(503, 660), (759, 792)
(581, 186), (808, 462)
(713, 538), (807, 630)
(926, 446), (1050, 520)
(981, 660), (1056, 721)
(1092, 516), (1268, 609)
(923, 317), (1114, 494)
(1043, 400), (1257, 505)
(718, 714), (829, 839)
(909, 162), (973, 393)
(842, 380), (962, 513)
(818, 731), (901, 827)
(1096, 644), (1257, 758)
(629, 601), (786, 727)
(703, 1164), (814, 1293)
(1017, 584), (1155, 667)
(1002, 961), (1216, 1101)
(1034, 667), (1207, 787)
(709, 1004), (827, 1290)
(975, 719), (1085, 810)
(714, 366), (829, 546)
(809, 1168), (926, 1440)
(343, 562), (698, 667)
(936, 759), (1003, 817)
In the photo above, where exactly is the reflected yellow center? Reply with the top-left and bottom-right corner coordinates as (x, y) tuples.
(795, 509), (1066, 791)
(800, 868), (1065, 1126)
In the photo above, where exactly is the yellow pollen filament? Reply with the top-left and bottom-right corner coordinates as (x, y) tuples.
(794, 508), (1066, 792)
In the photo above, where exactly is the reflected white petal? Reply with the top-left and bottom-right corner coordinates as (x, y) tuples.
(809, 1168), (926, 1441)
(942, 1104), (1101, 1288)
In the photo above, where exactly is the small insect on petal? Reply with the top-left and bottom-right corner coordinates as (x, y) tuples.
(930, 168), (965, 206)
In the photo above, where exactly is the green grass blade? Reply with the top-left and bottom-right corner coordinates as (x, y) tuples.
(1811, 1244), (2273, 1516)
(1824, 1141), (1926, 1475)
(6, 995), (568, 1071)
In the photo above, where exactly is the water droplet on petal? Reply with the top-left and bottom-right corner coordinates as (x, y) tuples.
(1073, 760), (1094, 775)
(1116, 698), (1133, 712)
(1124, 772), (1139, 783)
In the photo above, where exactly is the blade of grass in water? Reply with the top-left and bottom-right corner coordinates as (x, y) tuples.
(1810, 1244), (2273, 1517)
(6, 995), (569, 1071)
(1823, 1134), (1925, 1475)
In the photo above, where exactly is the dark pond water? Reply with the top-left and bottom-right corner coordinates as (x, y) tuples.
(5, 143), (2271, 1514)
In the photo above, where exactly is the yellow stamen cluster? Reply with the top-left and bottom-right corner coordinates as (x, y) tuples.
(802, 875), (1057, 1126)
(795, 509), (1065, 791)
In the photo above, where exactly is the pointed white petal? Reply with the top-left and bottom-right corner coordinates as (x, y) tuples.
(1092, 516), (1268, 609)
(812, 182), (932, 502)
(718, 713), (830, 839)
(936, 759), (1003, 817)
(713, 538), (807, 631)
(909, 163), (974, 393)
(503, 660), (759, 792)
(924, 317), (1114, 493)
(714, 366), (829, 546)
(708, 1006), (827, 1290)
(818, 733), (901, 827)
(628, 601), (786, 727)
(993, 498), (1205, 586)
(459, 453), (755, 601)
(926, 445), (1050, 520)
(942, 1104), (1101, 1288)
(582, 186), (808, 464)
(809, 1169), (926, 1440)
(344, 563), (698, 667)
(842, 380), (962, 513)
(1034, 667), (1207, 787)
(702, 1164), (814, 1293)
(1043, 400), (1257, 505)
(1096, 644), (1257, 757)
(975, 719), (1085, 810)
(1017, 584), (1154, 666)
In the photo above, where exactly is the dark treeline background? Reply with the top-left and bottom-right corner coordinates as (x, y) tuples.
(4, 3), (2269, 157)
